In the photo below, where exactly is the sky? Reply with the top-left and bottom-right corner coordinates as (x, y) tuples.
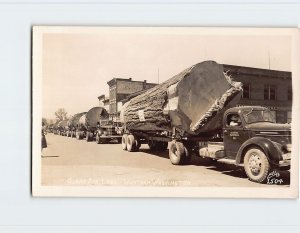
(42, 28), (292, 119)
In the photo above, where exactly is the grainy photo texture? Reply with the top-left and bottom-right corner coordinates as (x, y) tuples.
(32, 27), (299, 198)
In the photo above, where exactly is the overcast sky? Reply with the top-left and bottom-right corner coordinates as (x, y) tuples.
(42, 28), (291, 119)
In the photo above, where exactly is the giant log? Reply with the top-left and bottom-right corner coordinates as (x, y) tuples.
(78, 107), (109, 130)
(121, 61), (243, 136)
(67, 112), (87, 128)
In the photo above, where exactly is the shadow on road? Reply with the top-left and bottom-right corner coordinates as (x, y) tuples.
(139, 148), (290, 185)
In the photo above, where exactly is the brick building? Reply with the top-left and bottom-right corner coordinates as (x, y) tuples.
(223, 64), (292, 123)
(104, 78), (157, 120)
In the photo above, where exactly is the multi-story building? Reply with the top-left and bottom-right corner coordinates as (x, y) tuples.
(105, 78), (157, 120)
(224, 64), (292, 123)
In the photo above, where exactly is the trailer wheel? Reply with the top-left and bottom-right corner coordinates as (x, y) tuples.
(135, 138), (141, 150)
(244, 148), (270, 183)
(127, 134), (136, 152)
(132, 137), (140, 152)
(122, 134), (128, 150)
(169, 140), (186, 165)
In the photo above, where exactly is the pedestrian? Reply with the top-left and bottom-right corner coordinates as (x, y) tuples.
(42, 122), (47, 152)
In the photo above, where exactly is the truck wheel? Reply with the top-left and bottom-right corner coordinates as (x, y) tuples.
(169, 140), (186, 165)
(244, 148), (270, 183)
(135, 138), (141, 151)
(127, 134), (136, 152)
(122, 134), (128, 150)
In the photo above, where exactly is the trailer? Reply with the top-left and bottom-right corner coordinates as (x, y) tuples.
(67, 112), (87, 138)
(76, 107), (109, 141)
(121, 61), (291, 183)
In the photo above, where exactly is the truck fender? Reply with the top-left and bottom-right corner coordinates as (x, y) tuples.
(236, 137), (283, 165)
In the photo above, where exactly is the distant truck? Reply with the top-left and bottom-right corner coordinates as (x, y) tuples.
(95, 119), (123, 144)
(120, 61), (291, 183)
(76, 107), (109, 141)
(66, 112), (87, 138)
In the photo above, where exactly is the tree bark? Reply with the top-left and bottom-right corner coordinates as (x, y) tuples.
(122, 61), (242, 136)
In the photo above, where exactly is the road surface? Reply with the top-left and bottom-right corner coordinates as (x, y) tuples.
(41, 133), (290, 187)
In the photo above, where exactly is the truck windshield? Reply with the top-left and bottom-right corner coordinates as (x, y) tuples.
(243, 109), (275, 124)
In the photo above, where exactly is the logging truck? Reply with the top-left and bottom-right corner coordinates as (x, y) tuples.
(76, 107), (109, 141)
(95, 119), (123, 144)
(120, 61), (291, 183)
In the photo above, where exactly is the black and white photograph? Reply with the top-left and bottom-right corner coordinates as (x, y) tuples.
(32, 27), (299, 198)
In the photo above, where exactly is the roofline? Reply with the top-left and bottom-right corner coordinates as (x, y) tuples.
(223, 64), (291, 79)
(107, 77), (157, 86)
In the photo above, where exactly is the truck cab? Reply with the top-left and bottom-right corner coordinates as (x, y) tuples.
(200, 106), (291, 183)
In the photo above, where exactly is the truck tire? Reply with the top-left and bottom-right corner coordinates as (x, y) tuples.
(122, 134), (128, 150)
(135, 138), (141, 151)
(127, 134), (136, 152)
(244, 148), (270, 183)
(169, 140), (186, 165)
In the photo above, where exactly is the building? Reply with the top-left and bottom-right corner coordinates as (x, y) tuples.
(97, 94), (110, 112)
(104, 78), (157, 120)
(223, 64), (292, 123)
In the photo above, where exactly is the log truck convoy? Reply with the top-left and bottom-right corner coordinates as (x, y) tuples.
(120, 61), (291, 183)
(49, 61), (291, 183)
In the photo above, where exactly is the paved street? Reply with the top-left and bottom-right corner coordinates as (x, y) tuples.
(41, 133), (290, 187)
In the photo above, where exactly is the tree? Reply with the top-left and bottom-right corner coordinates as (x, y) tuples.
(55, 108), (68, 121)
(42, 118), (48, 126)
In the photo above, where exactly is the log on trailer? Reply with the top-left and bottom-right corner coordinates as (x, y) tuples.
(78, 107), (109, 130)
(122, 61), (242, 136)
(68, 112), (87, 128)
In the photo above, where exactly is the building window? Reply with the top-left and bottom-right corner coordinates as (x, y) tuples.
(264, 85), (276, 100)
(242, 84), (251, 99)
(288, 87), (292, 101)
